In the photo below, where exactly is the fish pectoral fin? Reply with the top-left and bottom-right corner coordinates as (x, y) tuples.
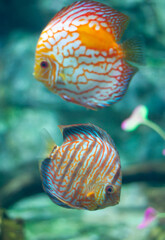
(59, 72), (66, 82)
(82, 191), (98, 211)
(86, 191), (95, 200)
(40, 128), (58, 158)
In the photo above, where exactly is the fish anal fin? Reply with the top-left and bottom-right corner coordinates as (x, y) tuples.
(115, 60), (138, 96)
(50, 194), (76, 209)
(59, 94), (97, 110)
(40, 157), (80, 209)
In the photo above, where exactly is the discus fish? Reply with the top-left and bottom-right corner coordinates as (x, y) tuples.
(40, 124), (121, 210)
(34, 0), (143, 110)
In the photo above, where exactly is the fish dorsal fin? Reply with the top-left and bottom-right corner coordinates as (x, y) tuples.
(49, 1), (129, 42)
(86, 0), (130, 41)
(58, 124), (88, 142)
(40, 128), (57, 158)
(58, 124), (115, 147)
(86, 1), (130, 41)
(103, 8), (130, 41)
(59, 124), (99, 142)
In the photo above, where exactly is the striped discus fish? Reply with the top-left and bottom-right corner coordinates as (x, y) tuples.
(40, 124), (121, 210)
(34, 0), (143, 110)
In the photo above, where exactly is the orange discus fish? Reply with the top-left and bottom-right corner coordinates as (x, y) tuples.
(40, 124), (121, 210)
(34, 0), (143, 109)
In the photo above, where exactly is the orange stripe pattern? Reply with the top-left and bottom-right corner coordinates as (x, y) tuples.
(40, 124), (121, 210)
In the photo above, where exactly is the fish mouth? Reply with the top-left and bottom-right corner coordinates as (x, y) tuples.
(33, 70), (44, 83)
(33, 72), (44, 84)
(33, 64), (38, 79)
(111, 199), (120, 206)
(33, 63), (42, 81)
(33, 71), (40, 81)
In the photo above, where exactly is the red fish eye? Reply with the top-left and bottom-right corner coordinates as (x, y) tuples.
(106, 185), (114, 194)
(40, 61), (49, 68)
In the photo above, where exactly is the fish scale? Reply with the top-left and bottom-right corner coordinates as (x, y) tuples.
(40, 124), (121, 210)
(34, 0), (143, 109)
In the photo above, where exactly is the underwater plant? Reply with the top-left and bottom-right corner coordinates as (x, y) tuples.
(162, 149), (165, 156)
(121, 106), (165, 229)
(121, 105), (165, 154)
(138, 207), (165, 229)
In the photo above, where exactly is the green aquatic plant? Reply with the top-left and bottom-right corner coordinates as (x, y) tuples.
(121, 106), (165, 229)
(121, 105), (165, 155)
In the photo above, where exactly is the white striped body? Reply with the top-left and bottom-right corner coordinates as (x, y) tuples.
(34, 1), (138, 109)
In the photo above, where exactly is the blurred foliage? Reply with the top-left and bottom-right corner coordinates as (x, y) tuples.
(0, 209), (24, 240)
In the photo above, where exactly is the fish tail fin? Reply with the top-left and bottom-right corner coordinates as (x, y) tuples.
(121, 37), (145, 65)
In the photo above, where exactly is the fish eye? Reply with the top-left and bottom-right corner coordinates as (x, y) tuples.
(106, 185), (114, 194)
(40, 61), (49, 68)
